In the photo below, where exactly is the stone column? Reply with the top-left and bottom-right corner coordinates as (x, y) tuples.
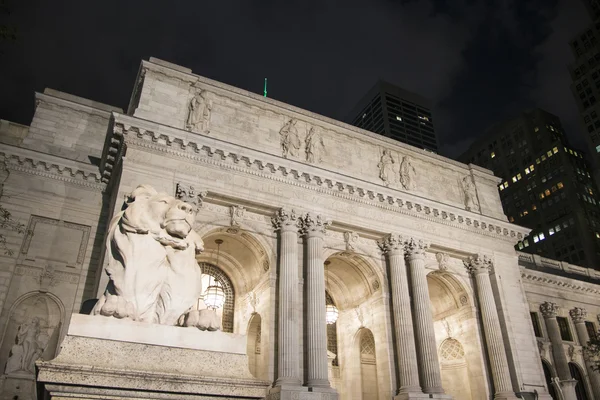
(272, 208), (302, 387)
(300, 212), (331, 388)
(405, 238), (444, 394)
(377, 234), (422, 396)
(465, 255), (517, 400)
(570, 307), (600, 399)
(540, 302), (578, 400)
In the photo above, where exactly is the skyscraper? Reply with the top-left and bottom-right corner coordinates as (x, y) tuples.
(459, 109), (600, 270)
(345, 80), (438, 152)
(568, 3), (600, 190)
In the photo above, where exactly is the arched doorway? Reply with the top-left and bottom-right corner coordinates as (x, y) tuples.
(247, 313), (264, 378)
(439, 338), (472, 400)
(541, 359), (557, 400)
(358, 328), (378, 400)
(426, 271), (484, 399)
(569, 362), (589, 400)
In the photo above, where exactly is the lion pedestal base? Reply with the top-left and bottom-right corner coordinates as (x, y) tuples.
(36, 314), (270, 399)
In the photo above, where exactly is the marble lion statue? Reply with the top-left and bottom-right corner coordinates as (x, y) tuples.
(92, 184), (220, 330)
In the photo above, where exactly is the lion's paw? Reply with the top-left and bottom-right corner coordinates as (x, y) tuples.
(98, 294), (135, 319)
(178, 309), (221, 331)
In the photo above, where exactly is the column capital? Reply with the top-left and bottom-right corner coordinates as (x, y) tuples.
(405, 237), (429, 259)
(377, 233), (404, 254)
(272, 208), (301, 232)
(464, 254), (493, 276)
(540, 301), (559, 318)
(570, 307), (588, 324)
(300, 212), (331, 237)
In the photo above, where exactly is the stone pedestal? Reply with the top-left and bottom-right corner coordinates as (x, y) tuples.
(36, 313), (270, 399)
(0, 372), (36, 400)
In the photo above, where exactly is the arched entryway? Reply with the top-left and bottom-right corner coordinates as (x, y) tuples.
(427, 270), (485, 399)
(569, 362), (590, 400)
(358, 328), (379, 400)
(541, 359), (558, 400)
(247, 313), (266, 379)
(323, 251), (391, 400)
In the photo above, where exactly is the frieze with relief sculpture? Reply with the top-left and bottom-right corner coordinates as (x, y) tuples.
(92, 184), (220, 331)
(185, 89), (212, 133)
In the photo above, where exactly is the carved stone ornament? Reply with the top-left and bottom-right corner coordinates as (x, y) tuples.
(540, 301), (559, 318)
(230, 205), (246, 227)
(436, 252), (450, 271)
(404, 237), (429, 258)
(271, 207), (300, 231)
(92, 185), (220, 330)
(175, 183), (207, 208)
(464, 254), (492, 275)
(377, 233), (404, 254)
(399, 155), (417, 190)
(460, 174), (480, 212)
(305, 125), (326, 164)
(39, 265), (57, 291)
(343, 231), (360, 251)
(279, 119), (301, 159)
(248, 291), (259, 315)
(355, 307), (365, 327)
(185, 89), (212, 133)
(5, 317), (50, 374)
(569, 307), (587, 323)
(377, 149), (396, 187)
(300, 212), (331, 236)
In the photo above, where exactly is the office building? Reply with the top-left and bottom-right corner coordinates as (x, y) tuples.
(459, 109), (600, 270)
(345, 80), (439, 152)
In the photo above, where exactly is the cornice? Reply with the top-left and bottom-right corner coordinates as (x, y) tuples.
(520, 267), (600, 296)
(0, 144), (105, 191)
(35, 92), (113, 120)
(108, 115), (528, 243)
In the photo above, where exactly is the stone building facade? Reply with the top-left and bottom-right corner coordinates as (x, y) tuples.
(0, 57), (599, 400)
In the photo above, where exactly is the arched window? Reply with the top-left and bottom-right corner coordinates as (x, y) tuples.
(359, 329), (378, 400)
(541, 360), (557, 400)
(198, 263), (234, 333)
(569, 362), (589, 400)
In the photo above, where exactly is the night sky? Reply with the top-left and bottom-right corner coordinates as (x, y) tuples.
(0, 0), (590, 158)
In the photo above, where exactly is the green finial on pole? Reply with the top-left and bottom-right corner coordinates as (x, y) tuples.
(264, 78), (267, 98)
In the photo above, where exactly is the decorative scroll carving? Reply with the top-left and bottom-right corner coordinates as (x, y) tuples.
(343, 231), (360, 251)
(377, 149), (396, 186)
(460, 175), (480, 212)
(569, 307), (587, 323)
(230, 205), (246, 227)
(300, 212), (331, 236)
(399, 155), (416, 190)
(540, 301), (559, 318)
(305, 125), (325, 164)
(92, 185), (219, 330)
(271, 208), (300, 231)
(175, 183), (207, 208)
(404, 237), (429, 258)
(436, 252), (449, 271)
(377, 233), (404, 254)
(185, 90), (212, 133)
(465, 254), (492, 275)
(279, 119), (301, 158)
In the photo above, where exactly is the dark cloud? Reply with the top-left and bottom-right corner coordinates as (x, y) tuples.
(0, 0), (589, 158)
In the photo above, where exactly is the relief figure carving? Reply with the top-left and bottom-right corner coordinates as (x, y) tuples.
(186, 90), (212, 133)
(399, 155), (416, 190)
(280, 119), (301, 158)
(377, 149), (396, 186)
(460, 175), (480, 212)
(5, 317), (50, 374)
(305, 126), (325, 163)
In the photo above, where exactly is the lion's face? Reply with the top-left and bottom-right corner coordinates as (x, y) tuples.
(123, 186), (198, 239)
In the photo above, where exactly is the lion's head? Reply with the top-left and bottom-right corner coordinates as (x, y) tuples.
(120, 185), (202, 248)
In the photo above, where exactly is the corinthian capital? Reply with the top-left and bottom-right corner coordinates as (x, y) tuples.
(465, 254), (493, 275)
(377, 233), (404, 254)
(300, 212), (331, 236)
(404, 237), (429, 259)
(569, 307), (587, 323)
(540, 301), (559, 318)
(272, 208), (301, 232)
